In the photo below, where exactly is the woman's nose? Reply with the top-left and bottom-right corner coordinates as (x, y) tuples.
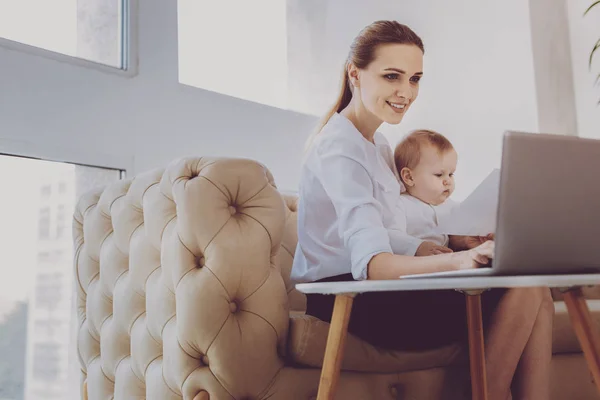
(396, 83), (412, 99)
(396, 88), (410, 99)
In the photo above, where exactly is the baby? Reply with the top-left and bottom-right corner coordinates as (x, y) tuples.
(393, 129), (459, 255)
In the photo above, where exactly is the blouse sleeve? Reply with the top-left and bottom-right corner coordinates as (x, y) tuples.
(317, 145), (393, 280)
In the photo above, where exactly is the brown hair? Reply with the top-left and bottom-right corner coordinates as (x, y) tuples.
(305, 21), (425, 149)
(394, 129), (454, 180)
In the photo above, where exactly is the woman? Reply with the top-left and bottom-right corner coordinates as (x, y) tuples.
(291, 20), (554, 400)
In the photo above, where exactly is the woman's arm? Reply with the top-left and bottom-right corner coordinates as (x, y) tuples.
(367, 241), (494, 280)
(316, 137), (492, 280)
(318, 145), (396, 280)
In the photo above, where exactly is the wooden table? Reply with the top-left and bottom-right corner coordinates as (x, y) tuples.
(295, 274), (600, 400)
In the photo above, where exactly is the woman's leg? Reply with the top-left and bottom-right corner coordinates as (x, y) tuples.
(483, 287), (550, 400)
(510, 288), (554, 400)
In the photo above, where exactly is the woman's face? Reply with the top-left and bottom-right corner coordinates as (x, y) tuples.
(350, 43), (423, 125)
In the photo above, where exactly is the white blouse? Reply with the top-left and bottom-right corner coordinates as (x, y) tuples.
(291, 113), (425, 283)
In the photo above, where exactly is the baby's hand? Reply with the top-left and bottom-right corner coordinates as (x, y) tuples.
(416, 241), (454, 256)
(451, 234), (494, 250)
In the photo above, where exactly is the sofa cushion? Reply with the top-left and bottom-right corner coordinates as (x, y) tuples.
(287, 314), (465, 373)
(265, 366), (471, 400)
(257, 356), (598, 400)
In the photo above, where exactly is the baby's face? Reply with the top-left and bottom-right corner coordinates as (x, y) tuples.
(405, 145), (457, 206)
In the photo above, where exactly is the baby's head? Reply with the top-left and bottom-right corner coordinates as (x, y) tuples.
(394, 129), (457, 206)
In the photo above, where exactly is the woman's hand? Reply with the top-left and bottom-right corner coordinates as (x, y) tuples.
(415, 241), (453, 256)
(453, 240), (495, 270)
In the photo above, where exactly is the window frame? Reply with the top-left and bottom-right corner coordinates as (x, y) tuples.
(0, 0), (139, 78)
(0, 138), (131, 178)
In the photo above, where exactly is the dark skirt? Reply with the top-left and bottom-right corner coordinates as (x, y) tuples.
(305, 274), (506, 351)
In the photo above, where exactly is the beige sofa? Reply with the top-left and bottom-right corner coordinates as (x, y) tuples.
(73, 156), (600, 400)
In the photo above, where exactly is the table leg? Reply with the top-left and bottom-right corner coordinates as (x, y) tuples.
(317, 294), (354, 400)
(465, 291), (488, 400)
(563, 287), (600, 393)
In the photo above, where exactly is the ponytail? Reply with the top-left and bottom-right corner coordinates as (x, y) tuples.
(304, 64), (353, 151)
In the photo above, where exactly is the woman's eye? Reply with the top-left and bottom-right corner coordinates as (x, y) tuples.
(449, 173), (454, 177)
(410, 76), (421, 83)
(384, 74), (399, 80)
(434, 174), (443, 177)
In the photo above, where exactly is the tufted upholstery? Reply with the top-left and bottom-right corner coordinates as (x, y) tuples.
(74, 157), (290, 399)
(74, 156), (600, 400)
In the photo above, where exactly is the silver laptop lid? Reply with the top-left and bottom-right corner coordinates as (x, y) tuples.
(494, 131), (600, 274)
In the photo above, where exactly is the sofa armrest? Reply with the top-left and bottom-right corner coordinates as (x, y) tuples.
(74, 157), (290, 400)
(168, 157), (290, 398)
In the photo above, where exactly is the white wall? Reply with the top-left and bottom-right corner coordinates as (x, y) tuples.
(1, 0), (543, 199)
(529, 0), (578, 136)
(384, 0), (539, 200)
(178, 0), (288, 109)
(567, 0), (600, 139)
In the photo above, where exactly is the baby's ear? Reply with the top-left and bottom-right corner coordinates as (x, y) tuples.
(400, 167), (415, 187)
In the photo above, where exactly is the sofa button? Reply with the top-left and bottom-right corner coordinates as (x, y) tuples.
(229, 301), (238, 313)
(196, 256), (205, 268)
(228, 205), (237, 215)
(193, 391), (209, 400)
(201, 355), (209, 365)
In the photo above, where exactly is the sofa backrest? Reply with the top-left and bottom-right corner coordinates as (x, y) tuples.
(73, 157), (293, 399)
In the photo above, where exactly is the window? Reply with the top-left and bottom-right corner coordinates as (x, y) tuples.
(38, 208), (50, 240)
(35, 274), (62, 311)
(40, 185), (51, 198)
(53, 250), (65, 262)
(0, 154), (122, 400)
(178, 0), (288, 109)
(177, 0), (352, 116)
(56, 205), (66, 239)
(0, 0), (129, 70)
(32, 343), (61, 381)
(37, 251), (64, 264)
(37, 252), (51, 263)
(35, 319), (64, 337)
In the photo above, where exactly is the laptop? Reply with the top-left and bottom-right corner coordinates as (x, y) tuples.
(402, 130), (600, 278)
